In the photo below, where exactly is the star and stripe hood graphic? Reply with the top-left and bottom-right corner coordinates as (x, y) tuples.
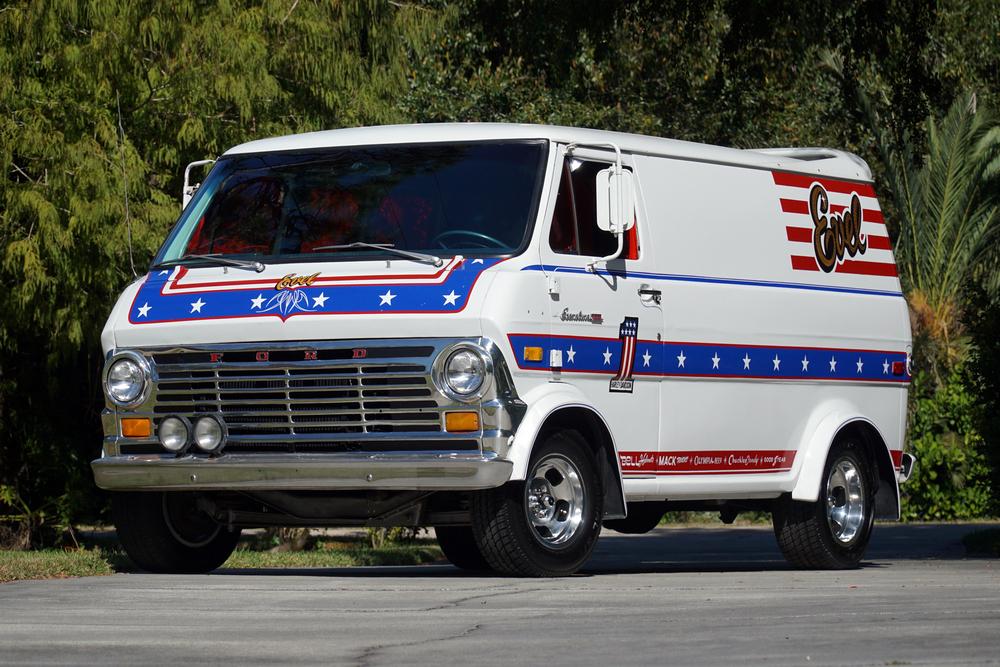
(128, 256), (501, 324)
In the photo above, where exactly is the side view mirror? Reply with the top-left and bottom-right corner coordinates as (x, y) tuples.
(596, 166), (635, 234)
(183, 159), (216, 210)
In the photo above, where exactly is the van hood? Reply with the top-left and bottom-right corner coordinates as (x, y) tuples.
(104, 256), (501, 352)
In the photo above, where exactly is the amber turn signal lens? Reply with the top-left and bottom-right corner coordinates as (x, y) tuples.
(445, 411), (480, 433)
(523, 346), (544, 362)
(121, 417), (151, 438)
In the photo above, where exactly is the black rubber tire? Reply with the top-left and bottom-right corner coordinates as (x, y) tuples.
(470, 429), (603, 577)
(435, 526), (492, 571)
(604, 501), (666, 534)
(112, 492), (241, 574)
(772, 440), (875, 569)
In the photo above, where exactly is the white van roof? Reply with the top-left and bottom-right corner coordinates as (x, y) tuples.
(224, 122), (873, 182)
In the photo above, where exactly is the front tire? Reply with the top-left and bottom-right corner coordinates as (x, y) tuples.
(435, 526), (492, 571)
(112, 492), (241, 574)
(772, 440), (875, 569)
(471, 429), (603, 577)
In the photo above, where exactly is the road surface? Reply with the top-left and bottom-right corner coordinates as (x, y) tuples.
(1, 523), (997, 666)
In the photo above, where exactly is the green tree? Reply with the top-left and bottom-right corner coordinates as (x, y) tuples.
(0, 0), (448, 546)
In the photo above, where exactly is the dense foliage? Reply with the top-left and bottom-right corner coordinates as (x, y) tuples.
(2, 0), (998, 544)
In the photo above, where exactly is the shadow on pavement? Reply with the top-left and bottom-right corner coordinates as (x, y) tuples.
(203, 522), (997, 578)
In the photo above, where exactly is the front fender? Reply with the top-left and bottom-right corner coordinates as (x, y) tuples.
(508, 383), (613, 479)
(506, 382), (627, 519)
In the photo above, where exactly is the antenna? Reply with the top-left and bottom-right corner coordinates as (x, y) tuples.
(116, 91), (137, 278)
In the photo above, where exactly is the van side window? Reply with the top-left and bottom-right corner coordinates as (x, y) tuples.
(549, 159), (639, 259)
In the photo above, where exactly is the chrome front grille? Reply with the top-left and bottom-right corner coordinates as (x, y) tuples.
(143, 343), (473, 453)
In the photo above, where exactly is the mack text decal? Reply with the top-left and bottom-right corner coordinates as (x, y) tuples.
(128, 256), (500, 324)
(772, 171), (897, 277)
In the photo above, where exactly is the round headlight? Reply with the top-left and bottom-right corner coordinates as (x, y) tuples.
(158, 416), (190, 452)
(193, 416), (225, 453)
(444, 349), (486, 396)
(106, 357), (147, 405)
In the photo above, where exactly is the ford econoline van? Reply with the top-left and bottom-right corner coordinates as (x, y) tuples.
(92, 124), (914, 576)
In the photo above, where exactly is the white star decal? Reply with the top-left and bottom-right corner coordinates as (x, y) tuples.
(829, 356), (838, 372)
(883, 359), (890, 375)
(379, 290), (396, 306)
(190, 298), (205, 313)
(642, 350), (652, 367)
(772, 354), (781, 371)
(856, 357), (864, 374)
(312, 292), (329, 308)
(136, 302), (151, 318)
(250, 294), (265, 309)
(677, 350), (686, 368)
(602, 347), (613, 366)
(471, 258), (485, 264)
(711, 353), (721, 369)
(801, 355), (810, 372)
(742, 353), (752, 370)
(158, 269), (170, 276)
(442, 290), (460, 306)
(566, 346), (576, 364)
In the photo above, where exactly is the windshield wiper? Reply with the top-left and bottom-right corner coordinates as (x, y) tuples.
(312, 242), (443, 267)
(154, 253), (266, 273)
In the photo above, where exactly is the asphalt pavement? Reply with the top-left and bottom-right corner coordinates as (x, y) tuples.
(1, 522), (997, 666)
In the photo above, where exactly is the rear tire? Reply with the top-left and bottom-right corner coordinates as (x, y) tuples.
(112, 492), (241, 574)
(772, 440), (875, 569)
(471, 429), (602, 577)
(435, 526), (492, 571)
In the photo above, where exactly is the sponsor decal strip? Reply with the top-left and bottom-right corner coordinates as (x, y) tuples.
(618, 449), (796, 476)
(508, 333), (910, 383)
(128, 257), (502, 324)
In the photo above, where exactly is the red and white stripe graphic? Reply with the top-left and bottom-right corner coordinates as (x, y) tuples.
(159, 255), (466, 295)
(772, 171), (897, 278)
(614, 317), (639, 381)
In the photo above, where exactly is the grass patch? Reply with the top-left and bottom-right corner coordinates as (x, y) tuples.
(1, 534), (443, 583)
(0, 549), (115, 583)
(962, 528), (1000, 557)
(223, 543), (442, 569)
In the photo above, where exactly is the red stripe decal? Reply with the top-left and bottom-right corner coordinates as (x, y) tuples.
(838, 258), (898, 277)
(786, 227), (813, 243)
(772, 171), (877, 197)
(619, 450), (796, 475)
(867, 235), (892, 250)
(864, 208), (885, 224)
(780, 198), (809, 214)
(791, 255), (820, 271)
(786, 227), (892, 251)
(780, 199), (884, 225)
(791, 255), (897, 276)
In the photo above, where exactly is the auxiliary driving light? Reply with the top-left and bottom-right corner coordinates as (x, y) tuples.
(158, 416), (190, 452)
(193, 415), (226, 453)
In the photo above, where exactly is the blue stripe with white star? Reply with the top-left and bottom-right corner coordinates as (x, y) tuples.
(508, 334), (909, 383)
(129, 258), (501, 324)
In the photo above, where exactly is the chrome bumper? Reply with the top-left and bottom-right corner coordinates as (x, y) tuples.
(91, 453), (513, 492)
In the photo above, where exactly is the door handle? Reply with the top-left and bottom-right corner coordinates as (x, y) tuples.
(638, 285), (662, 305)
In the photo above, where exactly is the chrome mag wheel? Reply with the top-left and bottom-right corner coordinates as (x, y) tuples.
(525, 453), (586, 548)
(826, 457), (865, 544)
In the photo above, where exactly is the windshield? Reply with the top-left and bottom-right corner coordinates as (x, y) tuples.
(154, 140), (548, 266)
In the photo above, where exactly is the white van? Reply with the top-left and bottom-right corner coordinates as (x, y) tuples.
(92, 124), (914, 576)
